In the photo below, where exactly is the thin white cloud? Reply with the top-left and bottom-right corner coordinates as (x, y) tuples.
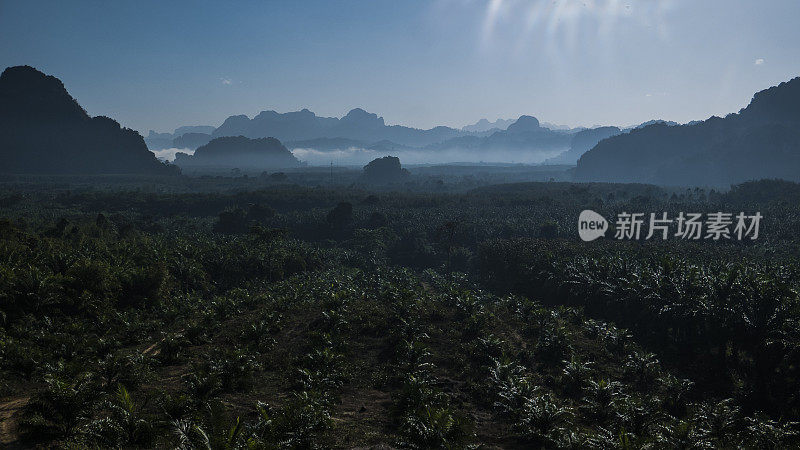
(478, 0), (675, 57)
(291, 147), (380, 166)
(754, 58), (765, 65)
(481, 0), (506, 49)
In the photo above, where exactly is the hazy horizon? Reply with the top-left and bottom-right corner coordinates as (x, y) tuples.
(2, 0), (799, 135)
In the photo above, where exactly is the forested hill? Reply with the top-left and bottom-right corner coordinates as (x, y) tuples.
(174, 136), (301, 169)
(0, 65), (177, 175)
(575, 76), (800, 186)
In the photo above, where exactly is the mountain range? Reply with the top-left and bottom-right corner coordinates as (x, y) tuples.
(209, 110), (595, 164)
(163, 105), (706, 166)
(424, 115), (573, 160)
(5, 64), (798, 186)
(145, 125), (215, 150)
(152, 108), (589, 164)
(149, 105), (633, 165)
(544, 126), (622, 165)
(575, 77), (800, 186)
(153, 113), (601, 166)
(212, 107), (467, 147)
(461, 118), (515, 133)
(0, 66), (176, 175)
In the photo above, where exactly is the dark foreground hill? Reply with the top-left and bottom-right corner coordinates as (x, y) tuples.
(575, 77), (800, 186)
(174, 136), (301, 169)
(361, 155), (409, 183)
(0, 66), (177, 175)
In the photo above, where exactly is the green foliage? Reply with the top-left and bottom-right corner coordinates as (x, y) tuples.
(326, 201), (353, 229)
(20, 372), (99, 442)
(3, 179), (800, 448)
(89, 384), (154, 447)
(251, 393), (333, 448)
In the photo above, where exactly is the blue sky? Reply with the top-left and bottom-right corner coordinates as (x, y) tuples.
(1, 0), (799, 134)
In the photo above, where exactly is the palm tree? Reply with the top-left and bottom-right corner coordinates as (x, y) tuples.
(514, 391), (573, 447)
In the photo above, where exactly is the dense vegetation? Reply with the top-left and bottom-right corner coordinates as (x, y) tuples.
(1, 177), (800, 448)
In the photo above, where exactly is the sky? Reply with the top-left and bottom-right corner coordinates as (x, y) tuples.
(1, 0), (799, 134)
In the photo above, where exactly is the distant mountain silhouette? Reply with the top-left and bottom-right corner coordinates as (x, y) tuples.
(630, 119), (679, 130)
(428, 115), (571, 158)
(461, 118), (514, 133)
(544, 126), (622, 165)
(505, 115), (541, 133)
(214, 109), (337, 142)
(174, 136), (300, 169)
(145, 130), (175, 150)
(540, 121), (578, 131)
(174, 125), (214, 136)
(462, 118), (579, 133)
(575, 77), (800, 186)
(145, 125), (215, 150)
(198, 108), (587, 163)
(172, 132), (212, 150)
(0, 66), (177, 175)
(213, 108), (465, 147)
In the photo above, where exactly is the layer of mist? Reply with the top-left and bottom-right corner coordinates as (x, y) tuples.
(290, 145), (565, 166)
(152, 147), (194, 162)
